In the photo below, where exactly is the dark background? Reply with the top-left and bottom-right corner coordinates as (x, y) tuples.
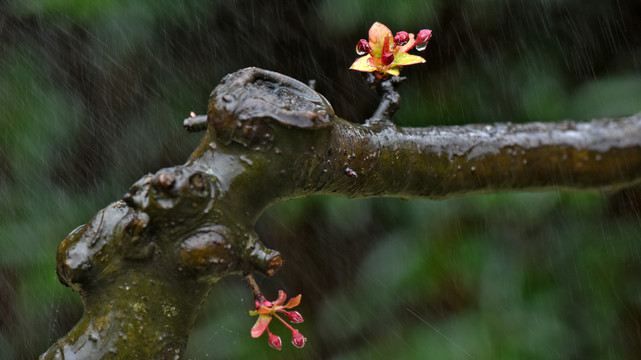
(1, 0), (641, 358)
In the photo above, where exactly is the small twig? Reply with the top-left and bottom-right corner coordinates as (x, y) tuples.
(244, 273), (265, 303)
(183, 115), (208, 132)
(364, 73), (406, 126)
(307, 79), (317, 90)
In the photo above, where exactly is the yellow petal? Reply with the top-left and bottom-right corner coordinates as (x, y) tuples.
(385, 68), (401, 76)
(393, 53), (426, 66)
(350, 55), (376, 72)
(369, 22), (392, 45)
(369, 22), (392, 57)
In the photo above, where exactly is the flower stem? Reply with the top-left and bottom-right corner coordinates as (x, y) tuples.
(244, 273), (265, 302)
(365, 73), (406, 126)
(273, 313), (297, 332)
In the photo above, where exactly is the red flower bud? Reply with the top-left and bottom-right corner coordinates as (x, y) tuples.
(381, 52), (394, 66)
(291, 330), (307, 348)
(282, 310), (304, 323)
(268, 331), (282, 351)
(415, 29), (432, 51)
(394, 31), (409, 46)
(356, 39), (371, 55)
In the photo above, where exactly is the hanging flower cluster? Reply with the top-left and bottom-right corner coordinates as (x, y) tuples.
(249, 290), (306, 350)
(350, 22), (432, 78)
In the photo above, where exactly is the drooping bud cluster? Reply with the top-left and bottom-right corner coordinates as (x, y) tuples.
(249, 290), (307, 350)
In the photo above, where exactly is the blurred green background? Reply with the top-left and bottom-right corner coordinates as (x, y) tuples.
(1, 0), (641, 358)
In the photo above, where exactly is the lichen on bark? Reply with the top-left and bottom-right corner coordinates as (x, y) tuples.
(41, 67), (641, 359)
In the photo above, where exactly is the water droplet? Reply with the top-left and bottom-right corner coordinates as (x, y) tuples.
(89, 332), (99, 342)
(356, 45), (367, 56)
(344, 168), (358, 178)
(416, 42), (427, 51)
(240, 155), (253, 166)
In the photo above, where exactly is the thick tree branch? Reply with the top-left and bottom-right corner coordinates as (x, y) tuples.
(317, 114), (641, 198)
(41, 67), (641, 359)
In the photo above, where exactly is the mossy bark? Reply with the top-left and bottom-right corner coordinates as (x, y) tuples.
(41, 68), (641, 359)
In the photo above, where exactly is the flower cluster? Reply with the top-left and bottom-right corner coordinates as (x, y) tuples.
(249, 290), (306, 350)
(350, 22), (432, 77)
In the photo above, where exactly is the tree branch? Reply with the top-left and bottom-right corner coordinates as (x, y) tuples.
(317, 114), (641, 198)
(364, 73), (405, 125)
(41, 67), (641, 359)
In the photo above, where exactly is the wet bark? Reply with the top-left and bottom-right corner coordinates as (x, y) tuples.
(41, 67), (641, 359)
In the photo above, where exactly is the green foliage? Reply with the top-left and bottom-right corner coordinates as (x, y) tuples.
(1, 0), (640, 358)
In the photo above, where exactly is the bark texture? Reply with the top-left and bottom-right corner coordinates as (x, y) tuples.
(41, 67), (641, 359)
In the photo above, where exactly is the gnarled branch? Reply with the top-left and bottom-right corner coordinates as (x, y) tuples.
(41, 67), (641, 359)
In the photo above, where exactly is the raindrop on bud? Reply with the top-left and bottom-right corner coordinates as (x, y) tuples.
(268, 331), (282, 351)
(415, 29), (432, 51)
(394, 31), (409, 46)
(284, 310), (304, 323)
(356, 39), (370, 55)
(291, 330), (307, 348)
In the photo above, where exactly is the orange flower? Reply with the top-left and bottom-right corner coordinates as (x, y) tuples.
(350, 22), (432, 77)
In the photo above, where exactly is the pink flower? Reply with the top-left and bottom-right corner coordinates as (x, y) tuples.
(350, 22), (432, 77)
(249, 290), (307, 349)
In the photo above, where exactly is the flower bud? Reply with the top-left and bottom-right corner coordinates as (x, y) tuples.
(356, 39), (371, 55)
(415, 29), (432, 51)
(394, 31), (409, 46)
(381, 52), (394, 66)
(268, 331), (282, 351)
(291, 330), (307, 348)
(282, 310), (304, 323)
